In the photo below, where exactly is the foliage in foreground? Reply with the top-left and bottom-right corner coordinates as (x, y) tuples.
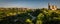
(0, 9), (60, 24)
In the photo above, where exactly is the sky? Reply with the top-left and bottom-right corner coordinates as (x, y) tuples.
(0, 0), (60, 8)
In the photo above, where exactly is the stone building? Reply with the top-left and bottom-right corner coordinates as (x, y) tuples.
(48, 3), (57, 10)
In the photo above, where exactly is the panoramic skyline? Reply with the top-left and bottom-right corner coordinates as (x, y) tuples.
(0, 0), (60, 8)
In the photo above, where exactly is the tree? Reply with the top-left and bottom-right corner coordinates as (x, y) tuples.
(36, 13), (44, 24)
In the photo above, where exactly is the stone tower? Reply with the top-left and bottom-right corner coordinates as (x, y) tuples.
(48, 3), (50, 10)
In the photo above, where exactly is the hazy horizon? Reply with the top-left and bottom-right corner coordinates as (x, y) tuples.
(0, 0), (60, 8)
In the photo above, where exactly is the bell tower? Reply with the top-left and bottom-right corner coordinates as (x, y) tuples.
(48, 3), (50, 10)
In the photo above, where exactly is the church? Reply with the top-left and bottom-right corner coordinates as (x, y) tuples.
(48, 3), (57, 10)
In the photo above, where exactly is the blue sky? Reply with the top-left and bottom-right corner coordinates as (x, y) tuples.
(0, 0), (60, 8)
